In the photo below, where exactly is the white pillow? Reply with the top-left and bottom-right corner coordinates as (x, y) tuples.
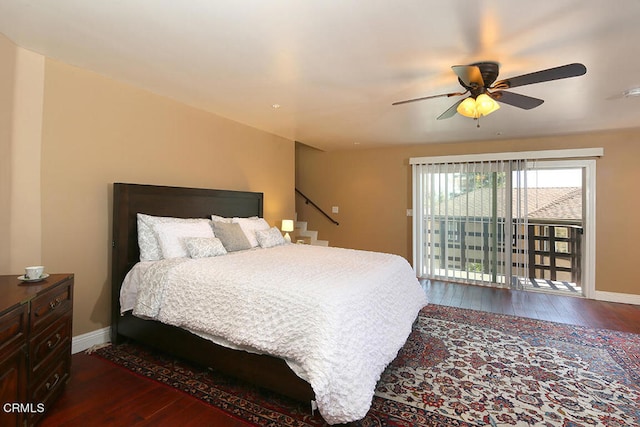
(211, 214), (233, 224)
(255, 227), (286, 248)
(153, 221), (215, 259)
(184, 237), (227, 258)
(211, 214), (258, 223)
(137, 213), (212, 261)
(232, 217), (270, 248)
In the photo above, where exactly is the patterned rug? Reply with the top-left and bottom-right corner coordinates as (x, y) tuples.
(91, 305), (640, 426)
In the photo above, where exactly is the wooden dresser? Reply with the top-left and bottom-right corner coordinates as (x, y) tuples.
(0, 274), (73, 427)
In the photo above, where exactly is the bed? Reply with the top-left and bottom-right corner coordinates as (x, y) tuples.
(111, 183), (427, 424)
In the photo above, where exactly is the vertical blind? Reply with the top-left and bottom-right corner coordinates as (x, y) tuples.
(412, 158), (531, 288)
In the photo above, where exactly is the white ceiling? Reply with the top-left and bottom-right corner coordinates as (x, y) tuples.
(1, 0), (639, 151)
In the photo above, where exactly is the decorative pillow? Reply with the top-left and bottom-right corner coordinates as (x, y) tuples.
(137, 213), (212, 261)
(232, 217), (270, 247)
(153, 221), (215, 259)
(255, 227), (286, 248)
(211, 222), (252, 252)
(184, 237), (227, 258)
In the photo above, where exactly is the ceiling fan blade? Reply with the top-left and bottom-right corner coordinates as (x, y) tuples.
(491, 63), (586, 90)
(452, 65), (484, 87)
(437, 99), (464, 120)
(490, 90), (544, 110)
(392, 91), (467, 106)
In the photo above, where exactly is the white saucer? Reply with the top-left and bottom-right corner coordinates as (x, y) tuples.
(18, 273), (49, 283)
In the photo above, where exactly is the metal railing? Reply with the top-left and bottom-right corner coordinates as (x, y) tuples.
(295, 188), (339, 226)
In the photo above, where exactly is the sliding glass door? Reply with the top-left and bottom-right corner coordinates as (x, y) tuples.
(411, 150), (598, 297)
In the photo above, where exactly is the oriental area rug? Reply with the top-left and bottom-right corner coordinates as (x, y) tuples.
(91, 305), (640, 426)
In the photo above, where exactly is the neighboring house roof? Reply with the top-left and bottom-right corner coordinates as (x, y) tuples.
(527, 188), (582, 220)
(433, 187), (581, 221)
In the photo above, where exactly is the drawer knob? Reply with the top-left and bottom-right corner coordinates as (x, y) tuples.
(49, 298), (62, 310)
(45, 373), (60, 391)
(47, 333), (62, 349)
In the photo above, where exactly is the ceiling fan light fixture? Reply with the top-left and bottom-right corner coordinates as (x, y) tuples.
(476, 93), (500, 116)
(457, 97), (479, 118)
(395, 62), (586, 123)
(456, 94), (500, 119)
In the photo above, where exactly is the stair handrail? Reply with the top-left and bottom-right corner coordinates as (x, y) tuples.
(295, 188), (339, 226)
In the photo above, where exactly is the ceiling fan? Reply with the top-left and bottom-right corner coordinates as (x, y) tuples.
(392, 62), (587, 121)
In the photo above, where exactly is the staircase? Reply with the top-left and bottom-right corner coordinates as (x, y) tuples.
(292, 217), (329, 246)
(293, 189), (333, 246)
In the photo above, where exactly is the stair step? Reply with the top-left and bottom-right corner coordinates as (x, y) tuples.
(292, 217), (328, 246)
(297, 229), (318, 241)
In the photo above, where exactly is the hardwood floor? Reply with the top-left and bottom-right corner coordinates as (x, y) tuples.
(424, 280), (640, 334)
(39, 353), (248, 427)
(40, 282), (640, 426)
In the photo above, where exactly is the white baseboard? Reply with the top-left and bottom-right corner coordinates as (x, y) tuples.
(594, 290), (640, 305)
(72, 326), (111, 354)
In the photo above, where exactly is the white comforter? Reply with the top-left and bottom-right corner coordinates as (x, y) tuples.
(131, 244), (427, 424)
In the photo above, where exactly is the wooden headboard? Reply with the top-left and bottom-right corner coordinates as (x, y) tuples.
(111, 183), (263, 328)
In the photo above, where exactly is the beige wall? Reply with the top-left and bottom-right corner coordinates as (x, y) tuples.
(10, 49), (45, 270)
(296, 129), (640, 296)
(0, 35), (45, 273)
(2, 47), (295, 337)
(0, 34), (16, 273)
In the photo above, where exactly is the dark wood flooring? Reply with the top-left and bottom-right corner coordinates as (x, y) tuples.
(40, 282), (640, 426)
(424, 280), (640, 334)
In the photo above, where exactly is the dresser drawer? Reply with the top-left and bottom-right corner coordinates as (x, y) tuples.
(29, 350), (70, 425)
(0, 304), (28, 355)
(30, 278), (73, 335)
(29, 314), (72, 377)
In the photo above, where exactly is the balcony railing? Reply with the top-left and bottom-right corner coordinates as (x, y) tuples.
(425, 218), (582, 287)
(523, 221), (582, 285)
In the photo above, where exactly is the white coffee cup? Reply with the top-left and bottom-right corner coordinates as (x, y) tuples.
(25, 266), (44, 280)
